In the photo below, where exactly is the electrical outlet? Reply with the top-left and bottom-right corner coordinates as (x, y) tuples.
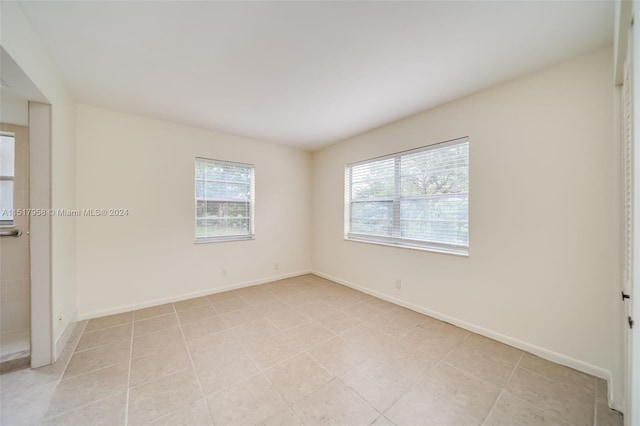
(274, 263), (279, 271)
(395, 279), (402, 289)
(221, 268), (227, 277)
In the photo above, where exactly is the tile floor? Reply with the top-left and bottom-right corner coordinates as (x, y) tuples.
(0, 274), (624, 426)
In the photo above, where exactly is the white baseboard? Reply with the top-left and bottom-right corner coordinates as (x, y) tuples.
(311, 270), (612, 383)
(77, 270), (311, 320)
(54, 310), (77, 361)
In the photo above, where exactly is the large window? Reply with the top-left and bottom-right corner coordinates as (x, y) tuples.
(345, 137), (469, 255)
(195, 158), (255, 243)
(0, 133), (15, 227)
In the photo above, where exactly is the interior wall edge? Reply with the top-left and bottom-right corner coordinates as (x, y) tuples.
(311, 269), (615, 401)
(76, 270), (311, 321)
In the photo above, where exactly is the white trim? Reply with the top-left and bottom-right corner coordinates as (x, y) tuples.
(77, 270), (311, 320)
(54, 310), (77, 361)
(311, 269), (611, 382)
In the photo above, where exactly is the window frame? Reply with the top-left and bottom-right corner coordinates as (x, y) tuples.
(0, 132), (16, 228)
(344, 137), (469, 256)
(194, 157), (255, 244)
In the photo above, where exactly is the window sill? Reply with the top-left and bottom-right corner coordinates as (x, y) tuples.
(344, 236), (468, 257)
(195, 235), (255, 244)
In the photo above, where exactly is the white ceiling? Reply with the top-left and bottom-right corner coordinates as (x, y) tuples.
(17, 1), (613, 151)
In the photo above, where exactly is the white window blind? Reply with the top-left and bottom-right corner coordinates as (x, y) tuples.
(195, 158), (255, 242)
(345, 137), (469, 255)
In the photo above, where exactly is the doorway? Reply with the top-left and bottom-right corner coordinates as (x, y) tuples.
(0, 123), (30, 372)
(0, 47), (53, 370)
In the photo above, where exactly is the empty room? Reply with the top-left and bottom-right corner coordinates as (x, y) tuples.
(0, 0), (638, 425)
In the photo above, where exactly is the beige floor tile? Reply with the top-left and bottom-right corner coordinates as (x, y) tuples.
(292, 378), (379, 426)
(42, 391), (127, 426)
(265, 353), (334, 404)
(173, 296), (209, 312)
(315, 311), (361, 334)
(134, 303), (175, 321)
(407, 363), (500, 423)
(194, 351), (259, 395)
(233, 317), (281, 343)
(1, 381), (58, 425)
(206, 290), (239, 303)
(344, 302), (386, 322)
(176, 305), (218, 324)
(252, 299), (291, 316)
(596, 401), (623, 426)
(445, 334), (522, 387)
(46, 363), (129, 419)
(181, 315), (228, 340)
(362, 297), (398, 313)
(506, 367), (594, 426)
(285, 321), (336, 349)
(520, 352), (596, 392)
(269, 287), (303, 299)
(206, 374), (289, 425)
(75, 323), (132, 352)
(210, 296), (250, 313)
(265, 308), (312, 331)
(133, 313), (179, 337)
(294, 300), (339, 320)
(128, 369), (202, 425)
(340, 324), (389, 353)
(401, 321), (468, 359)
(187, 329), (247, 365)
(236, 288), (277, 305)
(243, 332), (303, 369)
(220, 306), (264, 327)
(373, 338), (438, 381)
(63, 339), (131, 379)
(85, 312), (133, 332)
(278, 290), (317, 307)
(372, 416), (396, 426)
(0, 363), (62, 395)
(130, 344), (192, 387)
(150, 399), (213, 425)
(1, 276), (611, 426)
(484, 391), (570, 426)
(596, 378), (609, 403)
(369, 309), (429, 338)
(340, 357), (413, 412)
(322, 294), (362, 310)
(261, 408), (303, 426)
(386, 384), (479, 426)
(308, 336), (369, 376)
(132, 327), (184, 358)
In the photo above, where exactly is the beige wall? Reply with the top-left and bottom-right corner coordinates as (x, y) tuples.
(1, 1), (77, 354)
(75, 105), (312, 317)
(312, 48), (618, 387)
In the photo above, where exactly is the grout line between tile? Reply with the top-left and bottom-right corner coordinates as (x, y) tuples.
(176, 302), (210, 400)
(123, 319), (134, 426)
(592, 376), (598, 426)
(481, 389), (505, 426)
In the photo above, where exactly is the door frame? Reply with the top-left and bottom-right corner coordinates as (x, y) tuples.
(0, 47), (53, 369)
(28, 102), (52, 368)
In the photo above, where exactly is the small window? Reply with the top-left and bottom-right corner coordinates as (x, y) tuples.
(345, 137), (469, 255)
(0, 133), (15, 227)
(195, 158), (255, 243)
